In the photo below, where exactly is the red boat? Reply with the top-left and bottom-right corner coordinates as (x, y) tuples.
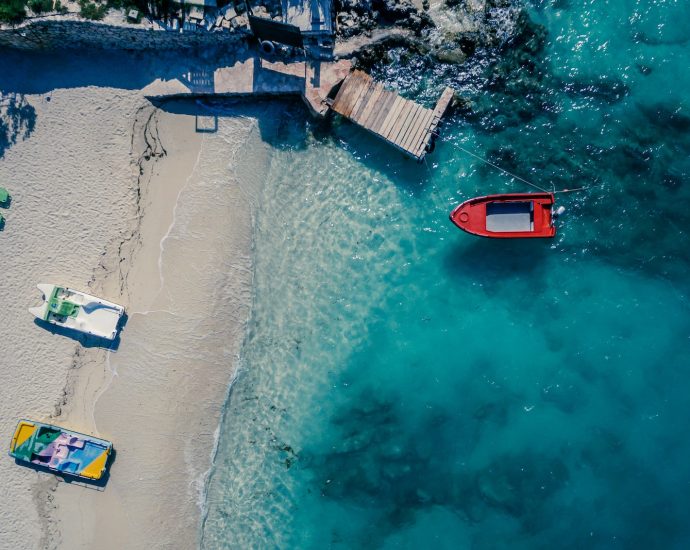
(450, 192), (556, 239)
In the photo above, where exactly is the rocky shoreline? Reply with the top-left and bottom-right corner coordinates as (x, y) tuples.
(0, 0), (524, 64)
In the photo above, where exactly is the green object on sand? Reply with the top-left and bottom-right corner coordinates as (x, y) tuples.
(0, 187), (8, 204)
(47, 286), (80, 318)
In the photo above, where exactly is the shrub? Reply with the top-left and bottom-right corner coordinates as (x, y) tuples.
(28, 0), (53, 13)
(78, 0), (107, 19)
(0, 0), (27, 23)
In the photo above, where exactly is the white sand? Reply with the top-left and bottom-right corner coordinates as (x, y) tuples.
(0, 83), (268, 546)
(0, 87), (143, 549)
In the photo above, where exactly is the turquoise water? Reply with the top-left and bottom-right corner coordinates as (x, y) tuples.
(201, 1), (690, 547)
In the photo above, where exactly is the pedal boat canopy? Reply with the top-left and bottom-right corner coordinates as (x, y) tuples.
(9, 419), (113, 480)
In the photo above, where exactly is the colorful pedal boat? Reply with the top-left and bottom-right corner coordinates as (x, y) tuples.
(450, 192), (556, 239)
(9, 419), (113, 481)
(29, 284), (125, 340)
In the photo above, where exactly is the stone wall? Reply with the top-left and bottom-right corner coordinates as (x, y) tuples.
(0, 16), (249, 51)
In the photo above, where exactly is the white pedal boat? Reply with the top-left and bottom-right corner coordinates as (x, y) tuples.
(29, 284), (125, 340)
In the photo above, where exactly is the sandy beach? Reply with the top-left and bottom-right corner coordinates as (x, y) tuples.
(0, 66), (268, 547)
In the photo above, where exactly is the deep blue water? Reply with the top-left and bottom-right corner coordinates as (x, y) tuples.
(203, 1), (690, 548)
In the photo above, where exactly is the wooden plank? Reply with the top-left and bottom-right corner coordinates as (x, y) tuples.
(414, 117), (437, 158)
(333, 71), (364, 115)
(408, 87), (453, 157)
(416, 132), (433, 159)
(390, 101), (419, 145)
(349, 80), (377, 123)
(330, 78), (346, 111)
(406, 109), (435, 157)
(383, 99), (412, 142)
(414, 115), (438, 156)
(359, 84), (385, 128)
(397, 103), (424, 150)
(356, 83), (382, 127)
(399, 105), (428, 152)
(402, 107), (432, 153)
(372, 91), (398, 134)
(378, 95), (404, 138)
(384, 99), (410, 141)
(347, 77), (372, 120)
(416, 128), (434, 157)
(379, 95), (404, 137)
(340, 74), (365, 117)
(409, 118), (434, 159)
(331, 75), (356, 114)
(331, 72), (356, 112)
(368, 91), (396, 134)
(385, 101), (415, 144)
(407, 109), (434, 152)
(425, 115), (443, 141)
(432, 87), (454, 118)
(342, 78), (368, 118)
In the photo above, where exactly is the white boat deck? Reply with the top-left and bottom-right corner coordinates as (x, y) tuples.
(485, 202), (534, 232)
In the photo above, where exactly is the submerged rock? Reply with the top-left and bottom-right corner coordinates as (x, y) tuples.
(433, 47), (467, 64)
(562, 76), (629, 103)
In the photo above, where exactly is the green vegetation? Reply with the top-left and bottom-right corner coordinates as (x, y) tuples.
(109, 0), (177, 20)
(28, 0), (67, 14)
(78, 0), (107, 19)
(0, 0), (27, 23)
(0, 0), (66, 23)
(1, 0), (192, 24)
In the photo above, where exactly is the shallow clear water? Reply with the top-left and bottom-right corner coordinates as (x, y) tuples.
(203, 1), (690, 547)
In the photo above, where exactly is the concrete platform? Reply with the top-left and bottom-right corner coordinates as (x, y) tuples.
(143, 54), (351, 117)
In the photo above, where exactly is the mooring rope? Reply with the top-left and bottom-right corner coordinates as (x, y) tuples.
(452, 143), (552, 193)
(552, 186), (591, 194)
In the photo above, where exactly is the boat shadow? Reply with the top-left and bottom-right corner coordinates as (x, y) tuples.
(32, 313), (128, 352)
(444, 236), (553, 281)
(14, 448), (117, 491)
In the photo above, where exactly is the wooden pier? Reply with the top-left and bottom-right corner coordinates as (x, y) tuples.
(330, 70), (454, 161)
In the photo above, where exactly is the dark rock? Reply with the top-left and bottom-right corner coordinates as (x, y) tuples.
(373, 0), (416, 23)
(458, 34), (478, 55)
(433, 47), (467, 64)
(353, 34), (428, 69)
(636, 63), (653, 76)
(661, 172), (683, 191)
(398, 11), (433, 34)
(639, 103), (690, 134)
(337, 0), (373, 15)
(562, 77), (629, 104)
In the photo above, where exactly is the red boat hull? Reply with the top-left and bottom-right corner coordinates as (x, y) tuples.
(450, 192), (556, 239)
